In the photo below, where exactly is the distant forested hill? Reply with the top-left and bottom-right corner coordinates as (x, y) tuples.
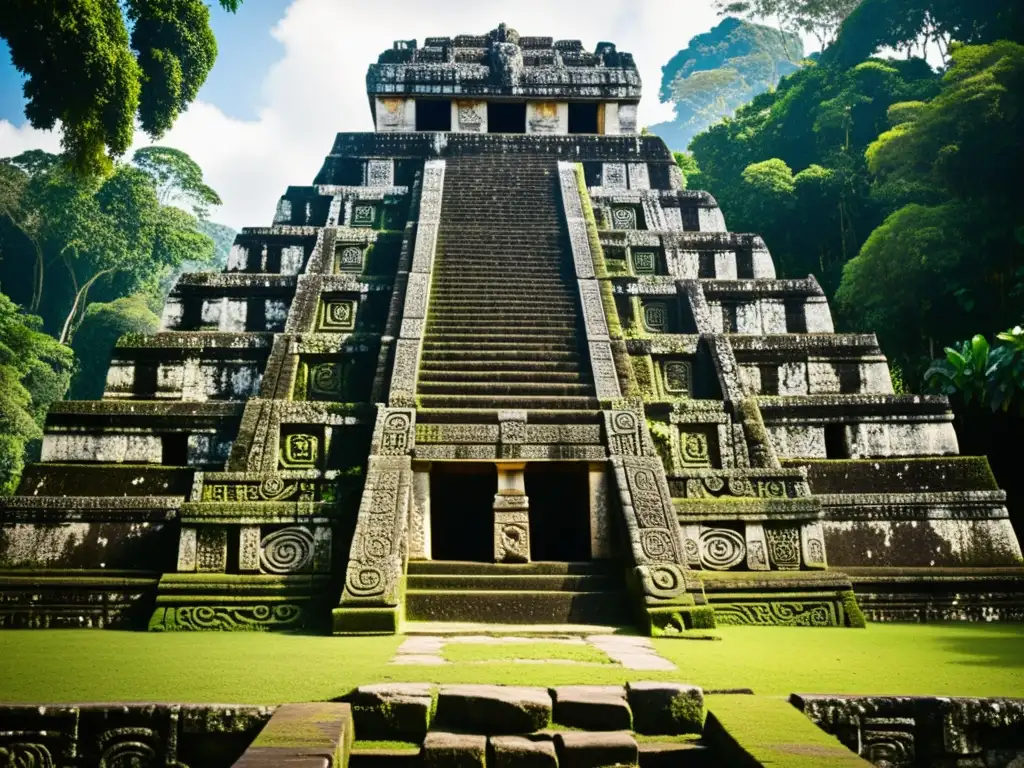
(649, 17), (804, 150)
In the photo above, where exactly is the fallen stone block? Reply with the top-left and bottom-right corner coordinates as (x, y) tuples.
(232, 702), (353, 768)
(552, 686), (632, 731)
(423, 731), (487, 768)
(491, 735), (558, 768)
(348, 683), (434, 741)
(554, 730), (638, 768)
(626, 682), (704, 735)
(435, 684), (552, 734)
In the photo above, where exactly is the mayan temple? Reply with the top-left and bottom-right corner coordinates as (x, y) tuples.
(1, 23), (1021, 636)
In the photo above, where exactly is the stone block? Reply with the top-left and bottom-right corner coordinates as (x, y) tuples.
(349, 683), (433, 741)
(232, 702), (353, 767)
(553, 686), (631, 731)
(626, 682), (704, 735)
(491, 735), (558, 768)
(423, 732), (486, 768)
(554, 730), (637, 768)
(434, 685), (552, 735)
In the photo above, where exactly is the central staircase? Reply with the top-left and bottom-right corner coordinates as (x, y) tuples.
(417, 153), (599, 411)
(405, 561), (631, 625)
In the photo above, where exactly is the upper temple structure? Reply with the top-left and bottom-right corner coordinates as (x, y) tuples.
(1, 25), (1021, 634)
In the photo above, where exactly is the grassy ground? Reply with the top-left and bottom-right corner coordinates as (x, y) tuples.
(442, 641), (612, 664)
(0, 622), (1020, 704)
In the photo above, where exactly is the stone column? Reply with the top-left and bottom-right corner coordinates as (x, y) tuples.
(409, 461), (432, 560)
(494, 462), (530, 563)
(588, 463), (612, 560)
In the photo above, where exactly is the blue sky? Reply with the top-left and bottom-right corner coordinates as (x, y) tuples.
(0, 0), (815, 229)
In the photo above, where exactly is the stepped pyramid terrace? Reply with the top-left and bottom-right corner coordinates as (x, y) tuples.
(1, 22), (1022, 642)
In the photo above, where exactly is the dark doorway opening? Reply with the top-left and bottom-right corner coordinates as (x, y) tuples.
(416, 100), (451, 131)
(488, 102), (526, 133)
(568, 103), (599, 134)
(824, 424), (848, 459)
(430, 463), (496, 561)
(525, 463), (591, 561)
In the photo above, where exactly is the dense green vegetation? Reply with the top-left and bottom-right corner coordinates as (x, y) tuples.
(650, 18), (804, 149)
(0, 146), (233, 493)
(683, 16), (1023, 385)
(0, 0), (243, 174)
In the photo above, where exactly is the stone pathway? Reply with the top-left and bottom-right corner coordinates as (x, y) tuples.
(389, 634), (677, 670)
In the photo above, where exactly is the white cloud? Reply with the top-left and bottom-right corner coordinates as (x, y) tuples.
(0, 0), (730, 230)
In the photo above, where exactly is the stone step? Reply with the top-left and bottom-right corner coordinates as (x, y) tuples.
(416, 394), (601, 410)
(420, 350), (582, 363)
(408, 561), (617, 576)
(426, 320), (581, 331)
(419, 360), (584, 373)
(422, 332), (582, 345)
(418, 370), (587, 383)
(405, 589), (631, 624)
(417, 381), (595, 397)
(406, 573), (621, 592)
(421, 340), (580, 352)
(638, 741), (715, 768)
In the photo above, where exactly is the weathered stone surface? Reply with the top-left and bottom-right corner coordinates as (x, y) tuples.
(491, 735), (558, 768)
(422, 732), (487, 768)
(553, 686), (632, 731)
(626, 682), (704, 735)
(434, 685), (552, 735)
(554, 730), (638, 768)
(348, 683), (433, 741)
(233, 702), (353, 767)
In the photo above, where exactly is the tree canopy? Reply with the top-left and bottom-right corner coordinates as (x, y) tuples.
(0, 0), (242, 176)
(0, 293), (73, 494)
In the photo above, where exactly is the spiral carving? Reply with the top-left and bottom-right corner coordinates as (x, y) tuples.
(346, 565), (385, 597)
(613, 411), (637, 433)
(99, 741), (156, 768)
(699, 528), (746, 571)
(259, 527), (314, 574)
(640, 529), (674, 560)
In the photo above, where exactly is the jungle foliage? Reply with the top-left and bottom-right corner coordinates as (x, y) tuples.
(686, 27), (1023, 382)
(0, 0), (243, 175)
(0, 147), (233, 492)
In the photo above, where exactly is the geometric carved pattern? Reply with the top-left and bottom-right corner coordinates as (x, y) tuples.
(613, 454), (694, 605)
(280, 433), (319, 468)
(766, 526), (801, 570)
(698, 527), (746, 570)
(663, 361), (692, 396)
(643, 301), (669, 332)
(679, 431), (711, 467)
(352, 204), (376, 227)
(336, 244), (364, 273)
(342, 457), (411, 606)
(318, 300), (357, 331)
(309, 361), (345, 398)
(259, 526), (314, 574)
(630, 249), (656, 274)
(611, 206), (638, 230)
(373, 407), (416, 456)
(603, 163), (627, 190)
(714, 601), (840, 626)
(605, 409), (641, 456)
(366, 159), (394, 187)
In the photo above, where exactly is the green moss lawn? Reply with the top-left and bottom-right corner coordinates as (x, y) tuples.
(0, 623), (1021, 704)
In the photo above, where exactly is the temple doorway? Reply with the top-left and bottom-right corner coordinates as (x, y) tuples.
(487, 102), (527, 133)
(430, 463), (496, 561)
(568, 103), (600, 134)
(416, 99), (452, 131)
(526, 463), (591, 561)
